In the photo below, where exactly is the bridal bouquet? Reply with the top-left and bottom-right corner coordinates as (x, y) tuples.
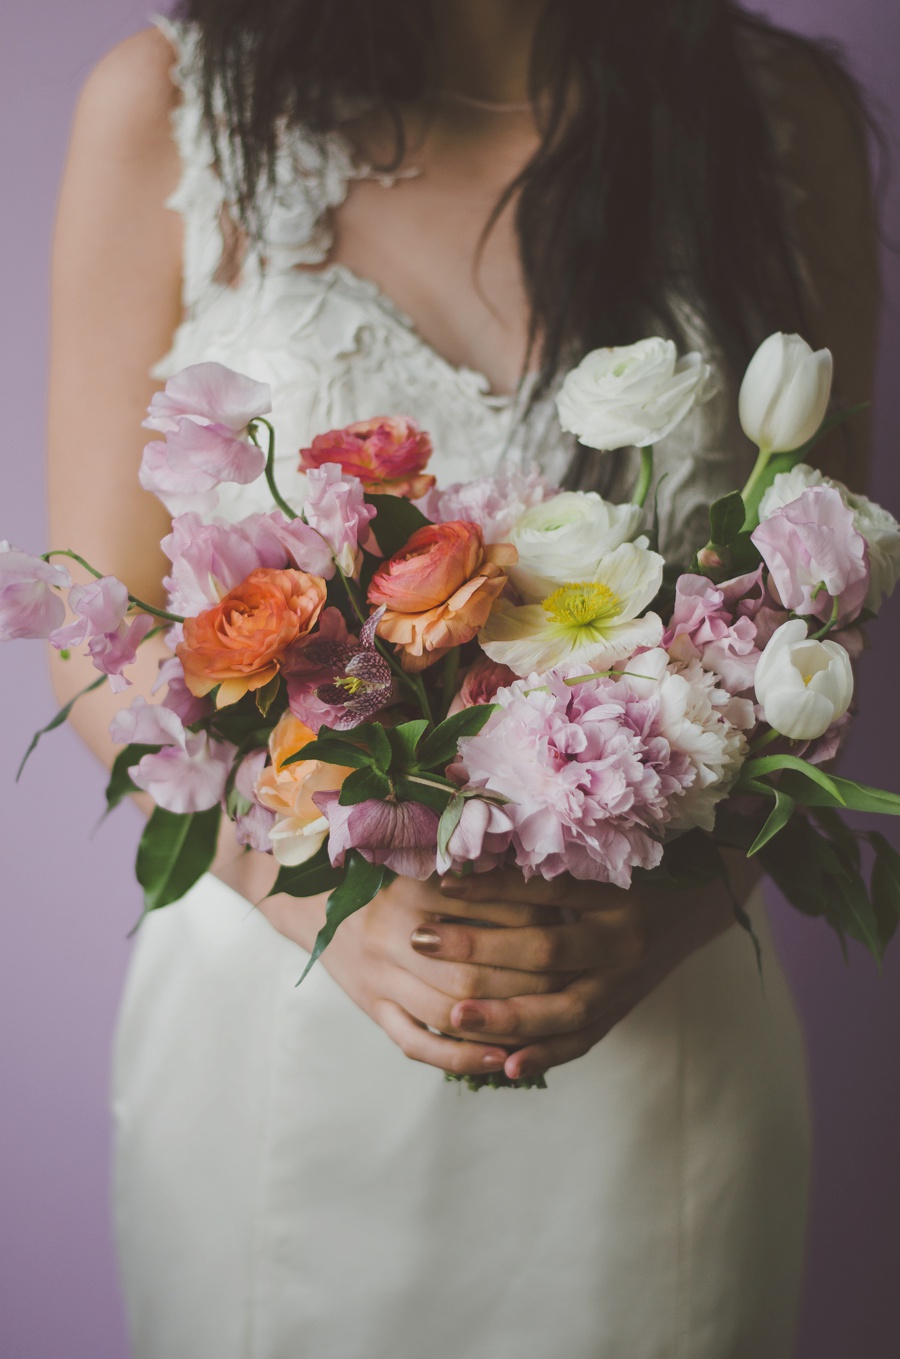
(5, 331), (900, 1079)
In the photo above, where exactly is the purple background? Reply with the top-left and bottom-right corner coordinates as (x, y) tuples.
(1, 3), (897, 1355)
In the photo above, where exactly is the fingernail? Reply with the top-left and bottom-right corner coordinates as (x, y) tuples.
(454, 1003), (485, 1031)
(482, 1051), (506, 1070)
(410, 927), (442, 954)
(512, 1059), (539, 1080)
(439, 876), (470, 897)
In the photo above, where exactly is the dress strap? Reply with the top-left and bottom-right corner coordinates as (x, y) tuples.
(154, 15), (366, 307)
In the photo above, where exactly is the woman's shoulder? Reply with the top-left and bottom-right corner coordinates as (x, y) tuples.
(74, 27), (180, 156)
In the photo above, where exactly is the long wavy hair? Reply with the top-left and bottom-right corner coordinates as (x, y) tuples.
(175, 1), (869, 427)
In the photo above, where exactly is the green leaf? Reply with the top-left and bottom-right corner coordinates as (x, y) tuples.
(637, 829), (723, 891)
(135, 805), (221, 912)
(708, 491), (746, 547)
(387, 719), (429, 770)
(747, 788), (795, 856)
(283, 735), (373, 769)
(348, 721), (393, 771)
(779, 769), (900, 816)
(740, 755), (845, 805)
(255, 672), (281, 717)
(417, 704), (498, 770)
(810, 806), (862, 871)
(270, 842), (344, 899)
(298, 851), (394, 982)
(869, 831), (900, 951)
(209, 710), (271, 745)
(437, 792), (466, 861)
(105, 744), (159, 813)
(366, 494), (431, 557)
(339, 766), (393, 805)
(17, 674), (106, 780)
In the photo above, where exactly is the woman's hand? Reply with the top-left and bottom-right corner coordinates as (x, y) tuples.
(411, 851), (760, 1083)
(256, 875), (567, 1079)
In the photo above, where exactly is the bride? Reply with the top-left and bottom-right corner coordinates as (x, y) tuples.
(48, 2), (877, 1355)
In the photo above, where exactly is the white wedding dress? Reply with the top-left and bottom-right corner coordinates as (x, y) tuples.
(112, 20), (811, 1359)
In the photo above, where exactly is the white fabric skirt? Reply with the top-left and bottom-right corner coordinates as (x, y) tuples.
(112, 875), (810, 1359)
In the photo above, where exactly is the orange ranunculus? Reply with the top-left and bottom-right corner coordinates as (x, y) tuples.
(177, 567), (327, 708)
(298, 416), (435, 499)
(367, 521), (516, 672)
(255, 712), (353, 866)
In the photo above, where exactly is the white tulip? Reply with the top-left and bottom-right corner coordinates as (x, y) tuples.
(556, 337), (714, 451)
(739, 333), (833, 454)
(507, 491), (645, 602)
(759, 463), (900, 612)
(755, 619), (853, 740)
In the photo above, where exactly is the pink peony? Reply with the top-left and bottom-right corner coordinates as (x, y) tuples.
(663, 574), (761, 693)
(299, 416), (434, 499)
(313, 789), (439, 879)
(420, 469), (556, 544)
(50, 576), (154, 691)
(751, 486), (870, 625)
(451, 667), (697, 889)
(0, 542), (71, 640)
(301, 463), (377, 577)
(141, 363), (272, 513)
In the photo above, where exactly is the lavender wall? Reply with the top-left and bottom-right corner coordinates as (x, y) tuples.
(0, 3), (897, 1356)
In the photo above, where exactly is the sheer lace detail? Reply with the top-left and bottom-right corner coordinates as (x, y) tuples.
(152, 16), (756, 566)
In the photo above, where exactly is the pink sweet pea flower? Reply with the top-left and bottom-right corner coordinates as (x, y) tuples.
(751, 486), (870, 625)
(0, 542), (71, 639)
(153, 654), (214, 724)
(435, 798), (515, 875)
(302, 463), (377, 576)
(50, 576), (154, 691)
(232, 749), (277, 852)
(129, 731), (235, 814)
(313, 789), (439, 879)
(663, 574), (761, 693)
(141, 363), (272, 513)
(109, 694), (186, 748)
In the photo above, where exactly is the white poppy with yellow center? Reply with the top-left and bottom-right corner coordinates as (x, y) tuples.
(479, 541), (665, 676)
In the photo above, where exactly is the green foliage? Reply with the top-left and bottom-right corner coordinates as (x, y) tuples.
(105, 744), (159, 813)
(17, 674), (106, 780)
(255, 673), (281, 717)
(778, 769), (900, 816)
(747, 788), (796, 856)
(270, 842), (344, 899)
(708, 491), (746, 547)
(387, 720), (429, 769)
(298, 851), (394, 983)
(416, 704), (497, 769)
(135, 805), (221, 913)
(366, 494), (430, 558)
(339, 767), (393, 805)
(869, 832), (900, 949)
(437, 793), (466, 861)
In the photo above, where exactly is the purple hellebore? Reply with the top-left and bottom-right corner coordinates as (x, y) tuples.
(314, 789), (439, 880)
(0, 542), (71, 640)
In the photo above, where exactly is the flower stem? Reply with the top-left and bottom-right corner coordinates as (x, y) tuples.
(739, 446), (772, 530)
(439, 647), (460, 720)
(631, 446), (654, 509)
(252, 417), (298, 520)
(748, 726), (780, 756)
(42, 550), (185, 623)
(810, 597), (840, 640)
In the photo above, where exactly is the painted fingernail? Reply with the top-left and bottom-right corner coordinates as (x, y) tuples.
(454, 1003), (485, 1031)
(482, 1051), (506, 1070)
(439, 876), (469, 897)
(410, 927), (442, 954)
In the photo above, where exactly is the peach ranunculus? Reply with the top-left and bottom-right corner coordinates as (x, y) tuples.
(298, 416), (435, 499)
(177, 567), (327, 708)
(448, 655), (518, 715)
(255, 712), (353, 866)
(367, 520), (516, 672)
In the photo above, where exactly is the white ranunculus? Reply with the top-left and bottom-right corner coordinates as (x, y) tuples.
(739, 333), (833, 454)
(754, 619), (854, 740)
(555, 338), (714, 451)
(759, 463), (900, 612)
(507, 491), (645, 602)
(479, 541), (665, 676)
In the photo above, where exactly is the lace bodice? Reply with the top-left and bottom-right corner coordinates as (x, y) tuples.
(153, 17), (756, 561)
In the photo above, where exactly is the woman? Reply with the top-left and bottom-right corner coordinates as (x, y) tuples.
(48, 1), (877, 1355)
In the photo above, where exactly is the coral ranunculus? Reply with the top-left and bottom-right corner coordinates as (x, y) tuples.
(367, 521), (516, 672)
(298, 416), (435, 498)
(177, 567), (327, 707)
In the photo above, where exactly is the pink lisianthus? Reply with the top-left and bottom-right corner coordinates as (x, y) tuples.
(435, 798), (515, 876)
(663, 574), (761, 693)
(301, 463), (377, 576)
(162, 510), (332, 617)
(109, 694), (235, 814)
(50, 576), (154, 691)
(313, 790), (439, 879)
(751, 486), (870, 625)
(299, 416), (435, 499)
(420, 469), (556, 544)
(0, 542), (71, 640)
(141, 363), (271, 514)
(452, 668), (696, 889)
(448, 655), (518, 715)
